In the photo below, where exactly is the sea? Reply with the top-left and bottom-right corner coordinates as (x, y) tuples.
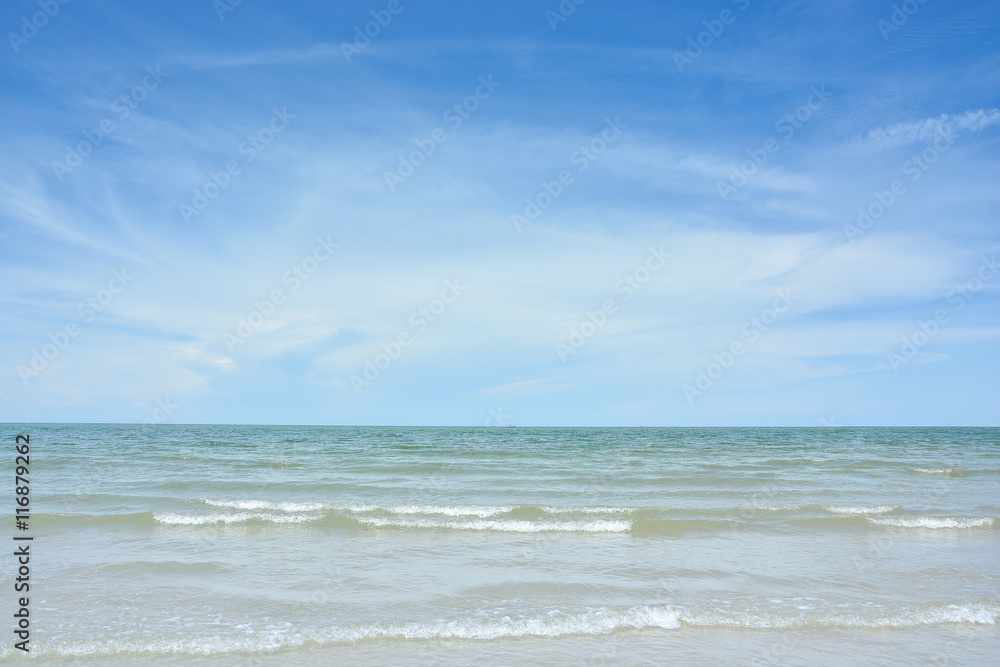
(3, 425), (999, 665)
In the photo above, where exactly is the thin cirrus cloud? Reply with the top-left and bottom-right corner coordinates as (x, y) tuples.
(843, 108), (1000, 153)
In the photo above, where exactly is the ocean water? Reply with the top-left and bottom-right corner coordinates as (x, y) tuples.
(4, 425), (999, 665)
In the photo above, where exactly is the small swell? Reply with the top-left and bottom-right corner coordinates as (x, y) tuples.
(13, 602), (998, 658)
(825, 505), (898, 515)
(913, 468), (967, 477)
(201, 499), (326, 512)
(153, 512), (318, 525)
(869, 516), (994, 529)
(357, 517), (632, 533)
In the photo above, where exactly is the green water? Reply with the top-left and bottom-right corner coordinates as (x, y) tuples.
(3, 425), (999, 664)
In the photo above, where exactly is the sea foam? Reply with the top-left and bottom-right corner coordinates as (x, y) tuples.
(154, 512), (316, 525)
(22, 602), (999, 658)
(825, 505), (897, 515)
(200, 499), (326, 512)
(869, 516), (994, 529)
(357, 517), (632, 533)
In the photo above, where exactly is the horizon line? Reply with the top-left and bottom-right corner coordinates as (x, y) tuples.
(2, 422), (997, 428)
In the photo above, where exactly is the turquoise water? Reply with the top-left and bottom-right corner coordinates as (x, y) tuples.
(4, 425), (999, 664)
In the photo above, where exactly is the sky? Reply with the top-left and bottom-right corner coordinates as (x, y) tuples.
(1, 0), (998, 426)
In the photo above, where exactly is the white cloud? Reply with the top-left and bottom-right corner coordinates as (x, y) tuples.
(846, 108), (1000, 153)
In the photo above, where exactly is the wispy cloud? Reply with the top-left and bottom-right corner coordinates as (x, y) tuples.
(174, 43), (344, 70)
(844, 108), (1000, 153)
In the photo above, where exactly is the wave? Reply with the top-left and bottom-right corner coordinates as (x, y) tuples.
(157, 510), (631, 532)
(913, 468), (966, 476)
(200, 500), (637, 519)
(200, 499), (519, 517)
(736, 505), (804, 512)
(679, 602), (999, 629)
(141, 511), (1000, 532)
(154, 512), (317, 525)
(192, 500), (854, 519)
(540, 505), (638, 514)
(39, 500), (996, 533)
(825, 505), (898, 515)
(869, 516), (994, 529)
(348, 504), (516, 518)
(16, 602), (999, 657)
(356, 517), (632, 533)
(201, 499), (326, 512)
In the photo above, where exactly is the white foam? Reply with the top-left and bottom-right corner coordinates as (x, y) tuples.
(345, 605), (681, 640)
(329, 504), (515, 517)
(869, 516), (994, 529)
(338, 504), (636, 518)
(336, 503), (380, 513)
(200, 499), (326, 512)
(154, 512), (315, 525)
(357, 517), (632, 533)
(681, 603), (999, 629)
(891, 604), (998, 626)
(744, 505), (802, 512)
(21, 606), (680, 657)
(14, 603), (1000, 658)
(380, 505), (514, 517)
(825, 505), (897, 515)
(914, 468), (954, 474)
(200, 501), (516, 518)
(541, 506), (638, 514)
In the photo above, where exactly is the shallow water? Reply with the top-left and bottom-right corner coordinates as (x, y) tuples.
(5, 425), (999, 664)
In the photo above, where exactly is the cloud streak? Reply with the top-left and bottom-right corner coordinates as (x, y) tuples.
(844, 108), (1000, 153)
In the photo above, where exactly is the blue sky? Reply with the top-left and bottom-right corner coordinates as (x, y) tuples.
(1, 0), (998, 426)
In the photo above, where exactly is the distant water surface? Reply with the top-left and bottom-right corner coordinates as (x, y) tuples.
(6, 425), (999, 665)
